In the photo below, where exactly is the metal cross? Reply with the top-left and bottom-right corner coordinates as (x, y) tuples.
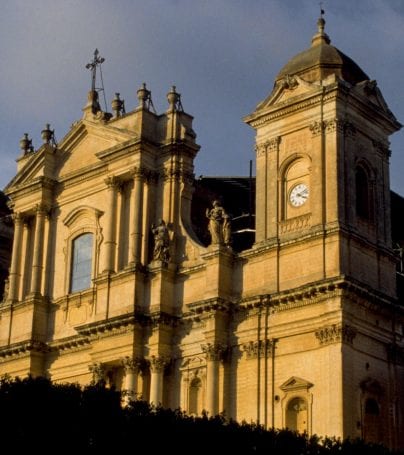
(85, 49), (105, 92)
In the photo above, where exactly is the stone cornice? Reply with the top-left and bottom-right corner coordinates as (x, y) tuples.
(48, 334), (91, 353)
(0, 339), (49, 361)
(5, 176), (57, 199)
(74, 312), (142, 338)
(238, 276), (399, 316)
(246, 88), (338, 128)
(186, 297), (233, 317)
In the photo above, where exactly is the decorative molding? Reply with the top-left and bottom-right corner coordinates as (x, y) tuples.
(279, 213), (311, 234)
(315, 323), (357, 345)
(242, 339), (274, 359)
(104, 175), (121, 189)
(201, 343), (227, 361)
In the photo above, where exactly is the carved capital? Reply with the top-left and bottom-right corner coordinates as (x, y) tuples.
(131, 166), (148, 180)
(11, 212), (24, 225)
(242, 339), (273, 359)
(201, 343), (226, 361)
(121, 356), (143, 374)
(315, 323), (357, 345)
(104, 175), (121, 189)
(255, 137), (281, 156)
(324, 118), (345, 134)
(149, 355), (168, 373)
(34, 202), (50, 215)
(372, 140), (391, 158)
(89, 362), (105, 383)
(309, 120), (326, 136)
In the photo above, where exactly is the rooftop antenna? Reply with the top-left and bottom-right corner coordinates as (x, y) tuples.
(86, 49), (108, 112)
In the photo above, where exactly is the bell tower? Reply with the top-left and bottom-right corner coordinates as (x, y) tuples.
(245, 16), (401, 295)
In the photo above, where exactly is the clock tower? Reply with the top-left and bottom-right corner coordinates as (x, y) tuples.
(244, 17), (403, 445)
(245, 16), (400, 295)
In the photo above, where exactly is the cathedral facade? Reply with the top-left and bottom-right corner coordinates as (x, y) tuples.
(1, 18), (404, 448)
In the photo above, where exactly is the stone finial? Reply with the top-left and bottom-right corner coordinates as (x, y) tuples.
(167, 85), (183, 112)
(311, 15), (330, 46)
(111, 93), (125, 118)
(19, 133), (34, 154)
(41, 123), (54, 144)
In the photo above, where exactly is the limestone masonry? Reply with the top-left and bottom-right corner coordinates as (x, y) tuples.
(1, 18), (404, 448)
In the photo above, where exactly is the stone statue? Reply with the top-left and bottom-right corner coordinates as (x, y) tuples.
(152, 219), (170, 263)
(2, 278), (9, 302)
(206, 200), (231, 247)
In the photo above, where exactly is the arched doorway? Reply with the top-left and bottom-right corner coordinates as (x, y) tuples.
(286, 397), (308, 433)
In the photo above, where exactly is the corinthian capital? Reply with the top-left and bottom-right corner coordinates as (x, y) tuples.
(149, 355), (168, 373)
(104, 175), (121, 189)
(201, 343), (226, 361)
(121, 356), (143, 374)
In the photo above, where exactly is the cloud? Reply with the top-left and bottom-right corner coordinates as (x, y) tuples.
(0, 0), (403, 194)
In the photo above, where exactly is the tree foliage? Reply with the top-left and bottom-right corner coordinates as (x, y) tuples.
(0, 375), (402, 454)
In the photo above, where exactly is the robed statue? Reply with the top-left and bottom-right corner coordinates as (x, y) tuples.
(206, 200), (231, 247)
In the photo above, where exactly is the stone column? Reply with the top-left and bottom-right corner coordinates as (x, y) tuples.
(129, 168), (144, 264)
(7, 213), (24, 302)
(149, 356), (166, 405)
(30, 204), (48, 296)
(202, 343), (225, 416)
(122, 357), (141, 403)
(103, 176), (119, 273)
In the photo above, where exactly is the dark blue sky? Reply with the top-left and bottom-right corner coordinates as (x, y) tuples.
(1, 0), (403, 194)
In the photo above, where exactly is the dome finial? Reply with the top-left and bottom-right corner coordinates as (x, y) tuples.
(311, 3), (330, 46)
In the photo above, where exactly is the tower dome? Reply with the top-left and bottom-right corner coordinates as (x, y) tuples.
(276, 17), (369, 85)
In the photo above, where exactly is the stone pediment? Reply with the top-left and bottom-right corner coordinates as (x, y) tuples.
(5, 146), (48, 191)
(6, 120), (138, 191)
(55, 120), (137, 178)
(254, 75), (321, 112)
(354, 80), (398, 122)
(280, 376), (313, 392)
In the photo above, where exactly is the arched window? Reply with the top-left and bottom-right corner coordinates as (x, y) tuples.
(70, 233), (94, 293)
(286, 397), (308, 433)
(355, 166), (373, 221)
(188, 377), (203, 415)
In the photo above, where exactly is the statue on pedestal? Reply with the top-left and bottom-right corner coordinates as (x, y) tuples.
(206, 200), (231, 247)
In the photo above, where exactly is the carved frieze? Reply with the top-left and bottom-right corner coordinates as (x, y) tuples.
(315, 323), (357, 345)
(279, 213), (311, 234)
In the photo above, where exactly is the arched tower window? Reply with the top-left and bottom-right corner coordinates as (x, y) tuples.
(70, 233), (94, 293)
(286, 397), (308, 433)
(355, 165), (374, 221)
(188, 377), (203, 415)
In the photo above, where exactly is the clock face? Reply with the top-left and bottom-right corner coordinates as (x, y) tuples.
(289, 183), (309, 207)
